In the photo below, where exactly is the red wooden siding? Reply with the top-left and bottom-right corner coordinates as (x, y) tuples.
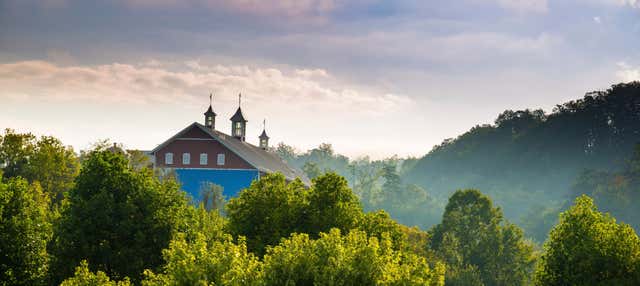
(155, 130), (254, 170)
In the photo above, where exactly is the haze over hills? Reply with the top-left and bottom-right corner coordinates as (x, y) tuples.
(285, 82), (640, 241)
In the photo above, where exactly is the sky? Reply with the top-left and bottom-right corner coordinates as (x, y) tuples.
(1, 0), (639, 159)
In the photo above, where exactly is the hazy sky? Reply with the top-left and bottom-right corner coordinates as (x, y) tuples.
(1, 0), (639, 158)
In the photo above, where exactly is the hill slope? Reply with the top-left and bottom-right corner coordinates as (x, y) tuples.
(404, 82), (640, 239)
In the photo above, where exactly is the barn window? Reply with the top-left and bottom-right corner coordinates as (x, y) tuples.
(182, 153), (190, 165)
(217, 153), (225, 166)
(165, 153), (174, 165)
(234, 122), (243, 136)
(200, 153), (208, 165)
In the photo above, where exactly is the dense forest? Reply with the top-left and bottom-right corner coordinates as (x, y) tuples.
(1, 82), (640, 285)
(279, 82), (640, 242)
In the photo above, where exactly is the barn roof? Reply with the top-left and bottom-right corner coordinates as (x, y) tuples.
(151, 123), (309, 185)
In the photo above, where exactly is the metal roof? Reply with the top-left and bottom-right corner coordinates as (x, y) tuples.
(230, 107), (247, 122)
(204, 105), (217, 116)
(259, 129), (269, 139)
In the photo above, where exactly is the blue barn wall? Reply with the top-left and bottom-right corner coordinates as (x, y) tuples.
(174, 168), (260, 201)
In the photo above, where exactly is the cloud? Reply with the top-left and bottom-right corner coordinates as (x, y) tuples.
(493, 0), (548, 13)
(0, 60), (410, 116)
(590, 0), (640, 8)
(616, 62), (640, 82)
(123, 0), (337, 21)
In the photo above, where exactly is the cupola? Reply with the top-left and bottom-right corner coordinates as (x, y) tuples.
(230, 93), (247, 141)
(204, 93), (217, 130)
(259, 119), (270, 150)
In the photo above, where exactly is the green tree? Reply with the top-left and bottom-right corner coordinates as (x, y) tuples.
(303, 161), (322, 179)
(262, 229), (445, 286)
(60, 261), (131, 286)
(535, 195), (640, 286)
(27, 136), (79, 203)
(50, 150), (191, 283)
(0, 177), (52, 286)
(0, 129), (79, 204)
(226, 173), (308, 255)
(306, 172), (363, 236)
(0, 129), (35, 179)
(430, 189), (535, 286)
(357, 210), (406, 249)
(142, 233), (262, 286)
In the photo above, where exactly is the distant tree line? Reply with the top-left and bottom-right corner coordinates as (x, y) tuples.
(277, 82), (640, 243)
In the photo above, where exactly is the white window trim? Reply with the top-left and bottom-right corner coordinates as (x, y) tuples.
(217, 153), (225, 166)
(200, 153), (208, 165)
(182, 153), (190, 165)
(165, 153), (174, 165)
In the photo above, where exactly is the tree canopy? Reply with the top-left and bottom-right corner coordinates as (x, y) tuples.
(50, 150), (192, 283)
(0, 177), (52, 286)
(430, 189), (536, 286)
(535, 195), (640, 285)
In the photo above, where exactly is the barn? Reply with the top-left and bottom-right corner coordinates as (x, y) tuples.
(150, 95), (308, 201)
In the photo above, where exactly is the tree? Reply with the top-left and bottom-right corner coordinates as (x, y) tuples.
(306, 172), (363, 236)
(430, 189), (535, 286)
(535, 195), (640, 285)
(0, 129), (79, 205)
(27, 136), (79, 203)
(262, 229), (445, 286)
(275, 142), (297, 164)
(60, 261), (131, 286)
(142, 233), (262, 286)
(50, 150), (191, 283)
(302, 161), (322, 179)
(0, 177), (52, 286)
(0, 129), (35, 179)
(226, 173), (308, 255)
(357, 210), (406, 250)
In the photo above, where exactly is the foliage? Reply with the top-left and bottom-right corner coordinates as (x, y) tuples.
(535, 195), (640, 285)
(404, 82), (640, 239)
(60, 261), (131, 286)
(357, 210), (406, 250)
(226, 173), (308, 255)
(302, 161), (322, 179)
(277, 143), (443, 231)
(0, 129), (79, 205)
(0, 177), (52, 286)
(306, 172), (363, 235)
(569, 144), (640, 232)
(227, 172), (366, 255)
(50, 150), (191, 283)
(262, 229), (445, 286)
(142, 233), (262, 286)
(430, 189), (536, 286)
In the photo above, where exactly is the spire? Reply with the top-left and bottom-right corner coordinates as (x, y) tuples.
(230, 93), (247, 122)
(230, 93), (247, 141)
(204, 93), (216, 129)
(259, 119), (269, 149)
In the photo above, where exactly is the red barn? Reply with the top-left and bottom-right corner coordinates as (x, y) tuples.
(150, 95), (308, 200)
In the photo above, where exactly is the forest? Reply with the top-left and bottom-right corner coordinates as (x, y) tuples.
(1, 82), (640, 285)
(279, 82), (640, 242)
